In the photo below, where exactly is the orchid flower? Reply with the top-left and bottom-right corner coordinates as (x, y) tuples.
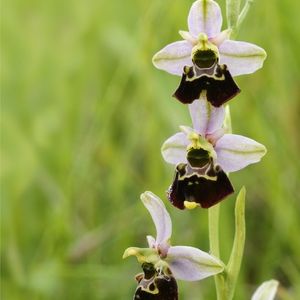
(153, 0), (266, 107)
(161, 98), (266, 209)
(123, 191), (224, 298)
(251, 280), (279, 300)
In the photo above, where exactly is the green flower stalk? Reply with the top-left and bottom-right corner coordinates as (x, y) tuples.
(123, 0), (278, 299)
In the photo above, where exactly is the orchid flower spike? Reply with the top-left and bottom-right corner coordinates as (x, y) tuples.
(251, 280), (279, 300)
(153, 0), (266, 107)
(123, 192), (224, 299)
(162, 98), (267, 209)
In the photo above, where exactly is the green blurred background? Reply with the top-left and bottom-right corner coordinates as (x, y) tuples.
(1, 0), (300, 299)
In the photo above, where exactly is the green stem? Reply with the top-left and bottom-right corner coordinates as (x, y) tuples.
(208, 103), (233, 300)
(208, 188), (247, 300)
(227, 0), (254, 39)
(226, 0), (241, 30)
(224, 105), (232, 134)
(208, 204), (220, 258)
(225, 187), (246, 300)
(209, 204), (226, 300)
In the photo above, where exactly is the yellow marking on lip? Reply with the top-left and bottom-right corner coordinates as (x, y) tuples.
(184, 201), (200, 209)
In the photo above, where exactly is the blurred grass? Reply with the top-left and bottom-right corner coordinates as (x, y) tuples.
(1, 0), (300, 299)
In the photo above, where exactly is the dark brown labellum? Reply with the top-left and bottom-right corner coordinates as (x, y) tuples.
(167, 161), (234, 209)
(173, 64), (240, 107)
(134, 263), (178, 300)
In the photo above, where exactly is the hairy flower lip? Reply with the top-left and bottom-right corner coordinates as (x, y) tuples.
(168, 161), (234, 209)
(134, 264), (179, 300)
(173, 63), (241, 107)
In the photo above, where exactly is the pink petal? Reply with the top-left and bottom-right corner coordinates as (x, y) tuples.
(188, 0), (222, 39)
(166, 246), (224, 281)
(152, 41), (193, 76)
(146, 235), (156, 248)
(251, 280), (279, 300)
(141, 192), (172, 246)
(219, 40), (267, 77)
(188, 97), (225, 136)
(215, 134), (267, 173)
(161, 132), (189, 165)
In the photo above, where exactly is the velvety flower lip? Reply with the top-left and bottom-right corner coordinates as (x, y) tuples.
(152, 0), (266, 77)
(134, 262), (178, 300)
(168, 162), (234, 209)
(173, 64), (241, 107)
(161, 98), (266, 208)
(123, 191), (224, 282)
